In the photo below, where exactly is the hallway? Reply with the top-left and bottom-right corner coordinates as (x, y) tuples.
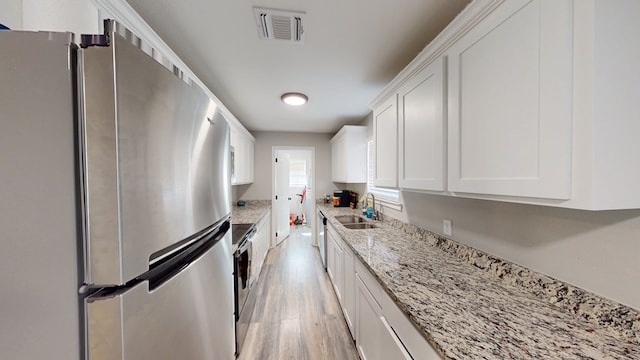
(238, 225), (359, 360)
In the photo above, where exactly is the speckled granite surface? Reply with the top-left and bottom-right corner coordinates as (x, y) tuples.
(231, 200), (271, 224)
(318, 204), (640, 359)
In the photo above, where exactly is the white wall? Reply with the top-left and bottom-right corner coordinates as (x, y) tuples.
(22, 0), (99, 35)
(0, 0), (99, 35)
(237, 131), (333, 201)
(0, 0), (22, 29)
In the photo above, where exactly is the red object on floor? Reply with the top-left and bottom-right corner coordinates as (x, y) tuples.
(289, 213), (294, 226)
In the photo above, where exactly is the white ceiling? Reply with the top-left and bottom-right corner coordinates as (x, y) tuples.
(125, 0), (470, 133)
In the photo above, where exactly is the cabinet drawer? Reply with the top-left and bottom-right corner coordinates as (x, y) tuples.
(355, 259), (383, 308)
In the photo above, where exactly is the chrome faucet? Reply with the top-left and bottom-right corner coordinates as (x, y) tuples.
(366, 192), (380, 220)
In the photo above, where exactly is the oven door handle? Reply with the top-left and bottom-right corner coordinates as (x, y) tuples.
(235, 227), (256, 255)
(237, 236), (252, 254)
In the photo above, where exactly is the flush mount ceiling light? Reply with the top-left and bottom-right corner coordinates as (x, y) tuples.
(281, 92), (308, 106)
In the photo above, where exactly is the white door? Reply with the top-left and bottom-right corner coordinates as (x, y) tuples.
(275, 152), (290, 245)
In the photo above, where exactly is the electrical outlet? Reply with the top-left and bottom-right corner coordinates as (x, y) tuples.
(443, 219), (452, 236)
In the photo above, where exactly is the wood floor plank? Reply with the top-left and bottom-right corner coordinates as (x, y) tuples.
(238, 225), (359, 360)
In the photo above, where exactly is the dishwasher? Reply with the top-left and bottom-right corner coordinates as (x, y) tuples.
(316, 209), (327, 270)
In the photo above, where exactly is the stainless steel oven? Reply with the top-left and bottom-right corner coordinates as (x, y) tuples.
(232, 223), (257, 356)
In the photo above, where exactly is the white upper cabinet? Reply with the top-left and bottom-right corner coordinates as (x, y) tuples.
(373, 95), (398, 188)
(398, 57), (446, 192)
(331, 125), (367, 183)
(369, 0), (640, 209)
(230, 126), (255, 185)
(446, 0), (572, 200)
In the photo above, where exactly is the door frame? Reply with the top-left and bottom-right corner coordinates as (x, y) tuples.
(271, 146), (316, 248)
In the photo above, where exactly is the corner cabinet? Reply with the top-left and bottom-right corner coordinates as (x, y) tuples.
(446, 0), (572, 200)
(373, 95), (398, 188)
(331, 125), (367, 183)
(230, 126), (255, 185)
(398, 57), (446, 192)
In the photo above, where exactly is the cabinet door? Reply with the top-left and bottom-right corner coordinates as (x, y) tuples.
(342, 243), (355, 338)
(373, 94), (398, 188)
(331, 134), (347, 182)
(380, 317), (413, 360)
(331, 140), (339, 182)
(399, 58), (446, 191)
(230, 128), (255, 185)
(332, 237), (343, 304)
(252, 214), (269, 283)
(355, 274), (382, 360)
(245, 139), (254, 183)
(326, 231), (335, 282)
(447, 0), (572, 199)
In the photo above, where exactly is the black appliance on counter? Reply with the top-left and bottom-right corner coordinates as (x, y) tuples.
(333, 190), (352, 207)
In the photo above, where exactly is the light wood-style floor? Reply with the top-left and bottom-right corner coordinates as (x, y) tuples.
(238, 225), (360, 360)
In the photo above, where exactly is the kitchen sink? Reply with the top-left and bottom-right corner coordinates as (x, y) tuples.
(342, 223), (378, 230)
(335, 215), (367, 224)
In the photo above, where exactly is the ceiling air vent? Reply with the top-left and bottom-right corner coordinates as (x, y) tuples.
(253, 7), (305, 44)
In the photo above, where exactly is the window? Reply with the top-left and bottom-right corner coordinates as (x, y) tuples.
(367, 139), (402, 210)
(289, 159), (307, 187)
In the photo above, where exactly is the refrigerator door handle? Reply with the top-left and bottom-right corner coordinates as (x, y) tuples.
(144, 220), (230, 292)
(85, 226), (234, 360)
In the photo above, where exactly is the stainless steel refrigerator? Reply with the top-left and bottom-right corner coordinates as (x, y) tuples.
(0, 21), (234, 359)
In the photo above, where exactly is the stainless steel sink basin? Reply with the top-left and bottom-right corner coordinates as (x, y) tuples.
(342, 223), (378, 230)
(335, 215), (367, 224)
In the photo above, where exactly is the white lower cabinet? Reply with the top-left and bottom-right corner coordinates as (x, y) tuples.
(326, 230), (335, 282)
(342, 243), (356, 338)
(380, 316), (413, 360)
(250, 210), (271, 286)
(332, 238), (343, 303)
(355, 273), (383, 360)
(326, 224), (343, 303)
(326, 225), (441, 359)
(355, 273), (412, 360)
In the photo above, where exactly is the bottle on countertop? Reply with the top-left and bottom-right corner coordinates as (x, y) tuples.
(366, 204), (373, 219)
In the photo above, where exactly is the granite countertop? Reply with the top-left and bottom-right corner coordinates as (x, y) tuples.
(318, 204), (640, 359)
(231, 200), (270, 253)
(231, 200), (271, 225)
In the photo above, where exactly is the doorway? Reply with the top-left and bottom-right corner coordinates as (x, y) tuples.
(272, 147), (315, 247)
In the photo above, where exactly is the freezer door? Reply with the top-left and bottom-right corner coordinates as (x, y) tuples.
(80, 29), (231, 285)
(85, 231), (234, 360)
